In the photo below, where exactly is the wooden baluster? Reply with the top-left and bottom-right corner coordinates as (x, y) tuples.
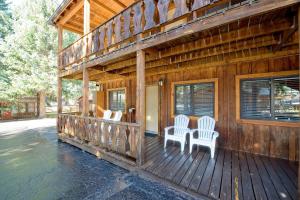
(125, 126), (131, 155)
(144, 0), (156, 30)
(87, 33), (92, 56)
(157, 0), (170, 24)
(92, 29), (100, 53)
(99, 26), (105, 50)
(70, 116), (75, 137)
(130, 126), (138, 158)
(119, 125), (127, 155)
(192, 0), (210, 11)
(111, 124), (117, 152)
(104, 122), (109, 149)
(173, 0), (188, 19)
(90, 119), (95, 144)
(133, 2), (143, 35)
(75, 117), (79, 139)
(79, 118), (83, 141)
(95, 120), (101, 146)
(85, 118), (90, 142)
(114, 15), (122, 43)
(123, 8), (131, 39)
(106, 21), (113, 47)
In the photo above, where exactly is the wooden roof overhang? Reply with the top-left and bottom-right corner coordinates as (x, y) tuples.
(49, 0), (135, 34)
(58, 0), (300, 82)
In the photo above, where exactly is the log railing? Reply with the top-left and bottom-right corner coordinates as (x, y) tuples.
(58, 0), (239, 70)
(57, 114), (141, 163)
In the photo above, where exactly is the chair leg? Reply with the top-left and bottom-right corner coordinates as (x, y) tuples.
(164, 138), (167, 149)
(189, 142), (193, 154)
(180, 141), (185, 152)
(210, 144), (215, 159)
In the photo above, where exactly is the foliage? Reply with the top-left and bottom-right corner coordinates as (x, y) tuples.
(0, 0), (81, 104)
(0, 0), (12, 39)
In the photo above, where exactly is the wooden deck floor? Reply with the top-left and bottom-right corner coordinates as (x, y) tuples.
(142, 136), (298, 200)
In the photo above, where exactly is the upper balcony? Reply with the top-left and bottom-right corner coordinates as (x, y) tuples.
(50, 0), (300, 78)
(51, 0), (247, 74)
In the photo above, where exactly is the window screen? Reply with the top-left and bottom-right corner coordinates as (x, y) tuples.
(175, 82), (214, 117)
(240, 75), (299, 122)
(108, 89), (125, 112)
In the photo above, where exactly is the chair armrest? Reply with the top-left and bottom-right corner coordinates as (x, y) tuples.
(213, 131), (219, 140)
(164, 126), (174, 135)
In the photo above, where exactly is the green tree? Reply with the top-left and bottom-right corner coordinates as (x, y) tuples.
(0, 0), (81, 104)
(0, 0), (12, 39)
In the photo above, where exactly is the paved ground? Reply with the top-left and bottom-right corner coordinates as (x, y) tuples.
(0, 119), (197, 200)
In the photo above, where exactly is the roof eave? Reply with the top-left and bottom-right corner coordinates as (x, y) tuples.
(48, 0), (73, 26)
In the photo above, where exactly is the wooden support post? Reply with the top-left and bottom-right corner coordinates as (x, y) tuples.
(38, 91), (46, 118)
(136, 49), (145, 166)
(82, 0), (90, 117)
(82, 67), (89, 117)
(57, 26), (63, 115)
(84, 0), (90, 34)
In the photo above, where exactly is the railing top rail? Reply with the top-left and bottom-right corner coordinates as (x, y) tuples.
(58, 113), (140, 127)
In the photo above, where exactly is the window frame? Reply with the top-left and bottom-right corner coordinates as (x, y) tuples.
(171, 78), (218, 121)
(107, 87), (127, 113)
(236, 70), (299, 127)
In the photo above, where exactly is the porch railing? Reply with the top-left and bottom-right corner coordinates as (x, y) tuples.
(58, 0), (245, 70)
(57, 114), (141, 163)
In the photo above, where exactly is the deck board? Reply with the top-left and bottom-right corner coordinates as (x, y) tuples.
(143, 136), (299, 200)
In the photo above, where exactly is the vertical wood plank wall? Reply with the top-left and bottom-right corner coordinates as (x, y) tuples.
(101, 55), (299, 161)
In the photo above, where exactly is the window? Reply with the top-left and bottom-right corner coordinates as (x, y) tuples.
(240, 75), (299, 122)
(108, 89), (125, 112)
(173, 79), (217, 118)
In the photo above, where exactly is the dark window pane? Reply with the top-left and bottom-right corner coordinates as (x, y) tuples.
(240, 79), (271, 119)
(175, 85), (192, 115)
(109, 90), (125, 112)
(273, 77), (300, 121)
(193, 83), (214, 117)
(174, 82), (214, 117)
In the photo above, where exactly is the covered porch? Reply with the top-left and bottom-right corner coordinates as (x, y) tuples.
(143, 136), (298, 200)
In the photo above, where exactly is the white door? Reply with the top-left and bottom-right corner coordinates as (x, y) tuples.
(146, 85), (159, 134)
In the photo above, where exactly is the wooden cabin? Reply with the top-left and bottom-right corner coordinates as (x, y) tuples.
(51, 0), (300, 199)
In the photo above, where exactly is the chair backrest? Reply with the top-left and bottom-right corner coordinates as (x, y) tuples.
(197, 116), (216, 140)
(103, 110), (112, 120)
(174, 114), (190, 136)
(112, 111), (122, 121)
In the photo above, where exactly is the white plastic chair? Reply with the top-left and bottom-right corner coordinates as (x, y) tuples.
(100, 110), (112, 143)
(189, 116), (219, 158)
(111, 111), (122, 121)
(107, 111), (122, 133)
(103, 110), (112, 120)
(164, 114), (190, 152)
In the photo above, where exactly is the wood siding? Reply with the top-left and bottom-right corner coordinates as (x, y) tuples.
(100, 54), (299, 161)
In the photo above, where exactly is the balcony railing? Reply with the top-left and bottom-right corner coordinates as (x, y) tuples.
(57, 114), (141, 164)
(58, 0), (248, 71)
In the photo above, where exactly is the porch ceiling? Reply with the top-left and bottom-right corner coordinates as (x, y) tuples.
(50, 0), (135, 34)
(61, 6), (299, 82)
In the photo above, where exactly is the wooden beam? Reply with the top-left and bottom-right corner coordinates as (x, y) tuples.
(136, 49), (145, 166)
(114, 0), (127, 9)
(58, 0), (84, 26)
(82, 67), (89, 116)
(84, 0), (90, 34)
(93, 0), (117, 15)
(57, 26), (63, 115)
(62, 23), (83, 35)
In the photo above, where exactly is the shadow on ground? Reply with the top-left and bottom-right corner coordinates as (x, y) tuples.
(0, 125), (197, 200)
